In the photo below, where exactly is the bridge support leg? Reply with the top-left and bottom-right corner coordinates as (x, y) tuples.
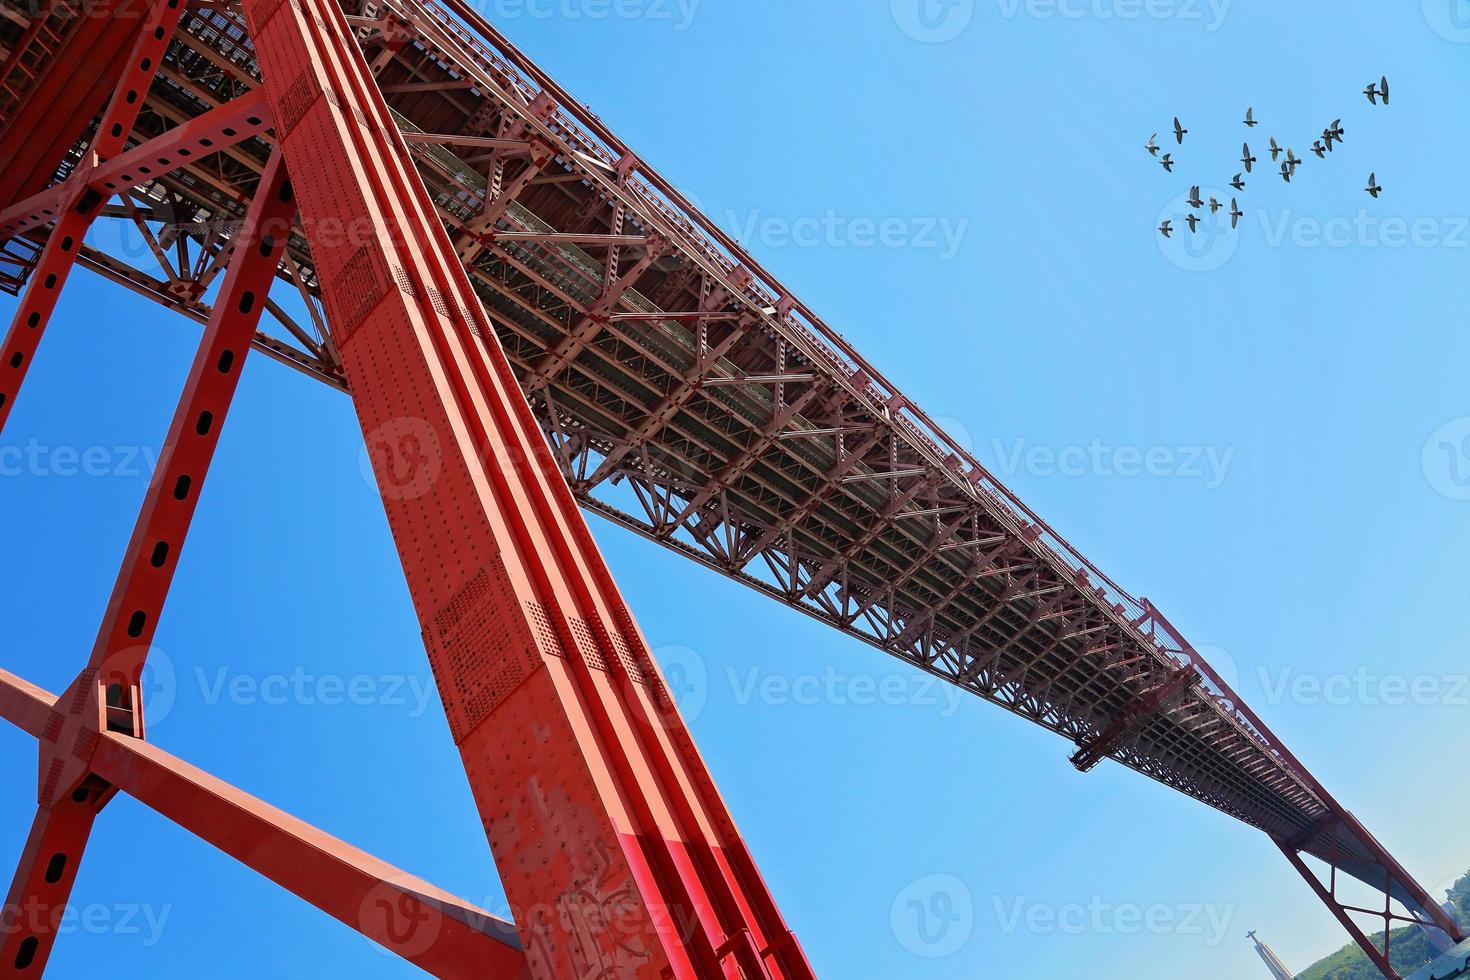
(240, 0), (813, 975)
(0, 0), (187, 433)
(0, 151), (293, 976)
(0, 669), (529, 976)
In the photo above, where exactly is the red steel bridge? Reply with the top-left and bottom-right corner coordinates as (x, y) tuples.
(0, 1), (1461, 977)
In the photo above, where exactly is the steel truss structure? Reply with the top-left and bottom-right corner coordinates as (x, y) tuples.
(0, 1), (1461, 977)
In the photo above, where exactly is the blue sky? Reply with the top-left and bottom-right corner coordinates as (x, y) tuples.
(3, 1), (1469, 977)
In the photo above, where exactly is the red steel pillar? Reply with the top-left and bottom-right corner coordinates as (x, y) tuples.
(0, 0), (188, 433)
(240, 0), (813, 975)
(0, 151), (295, 976)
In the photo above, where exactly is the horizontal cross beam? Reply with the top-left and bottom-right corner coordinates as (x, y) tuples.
(0, 669), (527, 977)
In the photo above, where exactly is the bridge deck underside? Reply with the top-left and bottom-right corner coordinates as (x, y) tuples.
(0, 0), (1391, 892)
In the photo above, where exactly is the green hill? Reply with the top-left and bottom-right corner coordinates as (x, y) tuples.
(1295, 870), (1469, 980)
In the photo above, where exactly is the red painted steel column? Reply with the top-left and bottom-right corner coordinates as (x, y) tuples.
(0, 0), (188, 433)
(0, 152), (294, 977)
(1278, 843), (1402, 979)
(240, 1), (814, 976)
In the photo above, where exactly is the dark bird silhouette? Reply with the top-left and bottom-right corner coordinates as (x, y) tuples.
(1173, 116), (1188, 144)
(1380, 76), (1390, 105)
(1280, 161), (1292, 183)
(1311, 140), (1326, 159)
(1159, 220), (1173, 238)
(1366, 172), (1382, 198)
(1286, 148), (1301, 174)
(1146, 133), (1159, 156)
(1229, 198), (1243, 229)
(1231, 173), (1246, 191)
(1186, 213), (1200, 233)
(1328, 119), (1345, 144)
(1365, 76), (1389, 105)
(1160, 153), (1174, 173)
(1364, 82), (1378, 105)
(1243, 107), (1257, 128)
(1241, 143), (1257, 173)
(1321, 127), (1336, 152)
(1269, 137), (1283, 162)
(1187, 185), (1203, 210)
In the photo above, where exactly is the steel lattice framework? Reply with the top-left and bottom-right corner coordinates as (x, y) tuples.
(0, 1), (1462, 977)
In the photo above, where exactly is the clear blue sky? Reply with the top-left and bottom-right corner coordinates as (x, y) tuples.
(2, 1), (1468, 977)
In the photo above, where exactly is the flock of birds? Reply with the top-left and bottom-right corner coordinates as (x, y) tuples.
(1150, 76), (1390, 239)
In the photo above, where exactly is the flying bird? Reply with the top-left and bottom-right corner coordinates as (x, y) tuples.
(1380, 76), (1390, 105)
(1269, 137), (1283, 162)
(1364, 82), (1378, 105)
(1186, 213), (1200, 233)
(1146, 133), (1159, 156)
(1280, 161), (1292, 183)
(1187, 185), (1204, 210)
(1229, 198), (1243, 229)
(1231, 173), (1246, 191)
(1159, 220), (1173, 238)
(1173, 116), (1188, 144)
(1208, 196), (1222, 214)
(1321, 127), (1336, 152)
(1241, 143), (1257, 173)
(1160, 153), (1174, 172)
(1329, 119), (1345, 144)
(1286, 148), (1301, 173)
(1243, 107), (1257, 128)
(1311, 140), (1326, 159)
(1366, 172), (1382, 198)
(1365, 76), (1389, 105)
